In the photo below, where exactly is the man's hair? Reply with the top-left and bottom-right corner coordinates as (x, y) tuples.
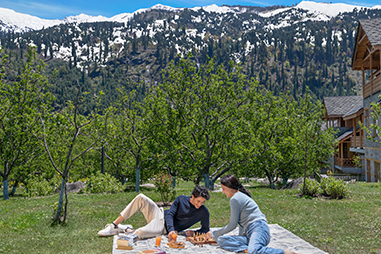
(191, 186), (210, 200)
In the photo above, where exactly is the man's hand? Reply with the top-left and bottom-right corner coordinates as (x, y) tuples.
(205, 231), (212, 240)
(185, 230), (195, 237)
(168, 231), (176, 241)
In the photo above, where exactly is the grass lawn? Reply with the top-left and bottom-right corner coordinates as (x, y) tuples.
(1, 180), (381, 254)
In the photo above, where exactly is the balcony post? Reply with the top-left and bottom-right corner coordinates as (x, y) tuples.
(371, 51), (373, 94)
(353, 118), (356, 147)
(362, 67), (365, 98)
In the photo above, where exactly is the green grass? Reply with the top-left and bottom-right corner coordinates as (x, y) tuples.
(1, 181), (381, 254)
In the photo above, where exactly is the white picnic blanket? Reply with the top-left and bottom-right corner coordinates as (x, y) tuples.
(112, 224), (328, 254)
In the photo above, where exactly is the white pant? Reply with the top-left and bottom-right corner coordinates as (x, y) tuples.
(120, 193), (165, 239)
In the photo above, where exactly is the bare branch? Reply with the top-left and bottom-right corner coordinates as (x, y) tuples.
(40, 115), (63, 176)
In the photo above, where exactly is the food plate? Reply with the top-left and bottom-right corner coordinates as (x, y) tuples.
(166, 240), (186, 249)
(186, 233), (217, 246)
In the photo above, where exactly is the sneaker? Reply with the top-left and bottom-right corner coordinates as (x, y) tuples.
(98, 224), (120, 236)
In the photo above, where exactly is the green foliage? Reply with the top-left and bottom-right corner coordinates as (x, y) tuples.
(300, 177), (349, 199)
(145, 56), (255, 187)
(242, 90), (337, 188)
(84, 172), (124, 194)
(153, 171), (176, 204)
(359, 94), (381, 143)
(299, 178), (320, 197)
(0, 47), (54, 200)
(320, 177), (348, 199)
(23, 175), (58, 198)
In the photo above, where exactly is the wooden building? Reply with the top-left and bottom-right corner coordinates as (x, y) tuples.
(351, 18), (381, 182)
(323, 96), (364, 178)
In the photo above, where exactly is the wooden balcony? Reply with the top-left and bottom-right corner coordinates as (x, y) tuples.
(363, 73), (381, 98)
(351, 136), (364, 147)
(334, 157), (361, 168)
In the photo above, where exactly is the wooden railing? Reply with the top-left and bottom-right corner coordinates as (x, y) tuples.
(351, 136), (364, 147)
(363, 74), (381, 98)
(334, 157), (362, 168)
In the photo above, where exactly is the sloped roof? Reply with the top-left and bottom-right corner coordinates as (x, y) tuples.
(359, 18), (381, 46)
(352, 18), (381, 70)
(323, 96), (363, 117)
(337, 130), (352, 142)
(343, 101), (363, 118)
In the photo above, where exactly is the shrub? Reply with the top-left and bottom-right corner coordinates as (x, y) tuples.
(24, 175), (58, 197)
(299, 178), (320, 197)
(154, 171), (176, 205)
(320, 177), (348, 199)
(84, 172), (124, 194)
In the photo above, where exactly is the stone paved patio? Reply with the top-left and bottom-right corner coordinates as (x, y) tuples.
(112, 224), (328, 254)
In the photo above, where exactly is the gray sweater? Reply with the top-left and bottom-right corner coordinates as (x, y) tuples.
(211, 191), (267, 240)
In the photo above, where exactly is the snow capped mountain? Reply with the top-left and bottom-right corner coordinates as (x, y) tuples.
(0, 7), (61, 33)
(63, 13), (109, 24)
(296, 1), (365, 17)
(0, 4), (181, 33)
(1, 1), (380, 34)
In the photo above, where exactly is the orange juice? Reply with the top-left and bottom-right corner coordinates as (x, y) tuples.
(172, 233), (177, 242)
(155, 235), (161, 246)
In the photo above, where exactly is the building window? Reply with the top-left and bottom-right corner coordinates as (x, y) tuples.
(376, 162), (380, 182)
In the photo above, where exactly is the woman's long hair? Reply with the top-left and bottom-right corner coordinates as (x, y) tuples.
(220, 174), (251, 198)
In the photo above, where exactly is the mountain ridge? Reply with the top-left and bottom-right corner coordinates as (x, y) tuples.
(2, 1), (381, 111)
(1, 1), (381, 33)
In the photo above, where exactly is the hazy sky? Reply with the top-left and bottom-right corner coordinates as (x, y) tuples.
(0, 0), (379, 19)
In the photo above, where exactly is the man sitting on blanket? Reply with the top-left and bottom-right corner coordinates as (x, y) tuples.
(98, 186), (210, 240)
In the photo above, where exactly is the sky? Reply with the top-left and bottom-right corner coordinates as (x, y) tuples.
(0, 0), (379, 19)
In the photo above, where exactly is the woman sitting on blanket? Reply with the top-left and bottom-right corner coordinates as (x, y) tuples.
(206, 174), (296, 254)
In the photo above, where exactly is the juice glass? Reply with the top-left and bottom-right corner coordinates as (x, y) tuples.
(155, 235), (162, 246)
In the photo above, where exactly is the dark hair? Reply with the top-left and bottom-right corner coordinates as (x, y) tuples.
(192, 186), (210, 200)
(221, 174), (251, 198)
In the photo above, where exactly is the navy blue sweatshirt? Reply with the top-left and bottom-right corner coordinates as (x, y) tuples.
(164, 195), (209, 234)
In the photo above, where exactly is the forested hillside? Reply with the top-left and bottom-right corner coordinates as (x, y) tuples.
(1, 5), (381, 110)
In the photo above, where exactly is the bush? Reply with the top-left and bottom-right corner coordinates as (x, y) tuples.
(320, 177), (348, 199)
(84, 172), (124, 194)
(24, 175), (58, 197)
(154, 171), (176, 205)
(299, 178), (320, 197)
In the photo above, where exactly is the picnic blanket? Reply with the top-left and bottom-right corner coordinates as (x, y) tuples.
(112, 224), (328, 254)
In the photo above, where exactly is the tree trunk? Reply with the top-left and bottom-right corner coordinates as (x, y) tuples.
(10, 181), (19, 196)
(135, 156), (141, 193)
(101, 146), (105, 174)
(266, 173), (276, 189)
(303, 128), (308, 195)
(210, 178), (216, 190)
(53, 177), (65, 224)
(203, 173), (210, 189)
(3, 179), (9, 200)
(135, 168), (140, 193)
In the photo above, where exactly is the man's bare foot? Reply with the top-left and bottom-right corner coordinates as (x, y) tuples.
(284, 248), (297, 254)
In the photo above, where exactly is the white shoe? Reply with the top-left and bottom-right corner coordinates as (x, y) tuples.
(98, 224), (119, 236)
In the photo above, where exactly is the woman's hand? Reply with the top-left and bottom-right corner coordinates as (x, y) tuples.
(205, 231), (212, 240)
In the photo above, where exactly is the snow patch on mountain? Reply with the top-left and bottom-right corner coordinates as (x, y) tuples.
(296, 1), (364, 17)
(191, 4), (236, 14)
(259, 7), (292, 18)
